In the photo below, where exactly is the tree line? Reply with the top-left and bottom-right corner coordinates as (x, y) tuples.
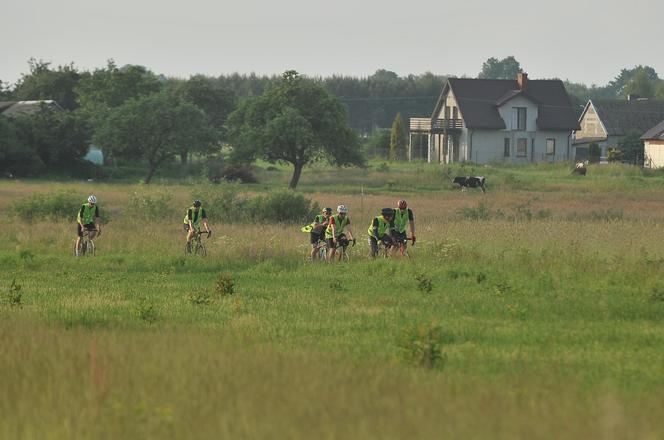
(2, 57), (663, 185)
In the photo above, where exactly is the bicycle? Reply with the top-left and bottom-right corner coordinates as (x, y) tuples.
(185, 230), (211, 256)
(312, 239), (328, 261)
(334, 237), (354, 262)
(393, 236), (414, 259)
(75, 229), (99, 257)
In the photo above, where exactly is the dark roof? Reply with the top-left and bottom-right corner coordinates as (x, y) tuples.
(590, 99), (664, 136)
(0, 100), (62, 117)
(641, 120), (664, 141)
(432, 78), (580, 131)
(0, 101), (16, 114)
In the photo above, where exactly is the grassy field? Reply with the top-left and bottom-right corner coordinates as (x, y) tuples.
(2, 162), (664, 439)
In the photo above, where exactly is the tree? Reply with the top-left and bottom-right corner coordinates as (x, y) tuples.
(608, 65), (659, 97)
(11, 105), (90, 169)
(93, 91), (215, 183)
(167, 75), (237, 163)
(0, 80), (14, 100)
(657, 81), (664, 100)
(389, 113), (407, 160)
(76, 60), (162, 125)
(618, 132), (645, 164)
(0, 117), (44, 176)
(14, 59), (81, 110)
(478, 56), (522, 80)
(622, 68), (656, 98)
(227, 70), (364, 189)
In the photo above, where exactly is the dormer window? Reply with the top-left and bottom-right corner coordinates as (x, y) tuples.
(511, 107), (527, 131)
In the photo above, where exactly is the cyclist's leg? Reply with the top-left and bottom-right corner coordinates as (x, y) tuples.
(369, 236), (379, 257)
(87, 223), (97, 240)
(326, 237), (337, 261)
(337, 234), (348, 261)
(75, 224), (83, 255)
(310, 232), (321, 260)
(381, 235), (395, 257)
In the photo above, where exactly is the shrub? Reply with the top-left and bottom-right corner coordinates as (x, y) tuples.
(245, 190), (320, 224)
(187, 290), (213, 305)
(190, 184), (246, 223)
(3, 279), (22, 307)
(137, 302), (157, 325)
(398, 324), (450, 369)
(221, 163), (258, 183)
(607, 148), (624, 163)
(126, 191), (172, 219)
(8, 190), (83, 222)
(457, 201), (503, 221)
(415, 274), (433, 293)
(215, 273), (235, 296)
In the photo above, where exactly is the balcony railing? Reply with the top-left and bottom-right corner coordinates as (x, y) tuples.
(432, 118), (463, 132)
(409, 118), (463, 132)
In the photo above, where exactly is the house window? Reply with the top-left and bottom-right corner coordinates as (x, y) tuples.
(444, 106), (450, 119)
(504, 138), (510, 157)
(511, 107), (527, 131)
(546, 139), (555, 155)
(452, 106), (458, 120)
(517, 138), (527, 157)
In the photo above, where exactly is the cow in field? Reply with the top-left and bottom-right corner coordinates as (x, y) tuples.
(453, 176), (486, 193)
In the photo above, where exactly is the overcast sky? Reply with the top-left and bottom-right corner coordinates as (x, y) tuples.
(3, 0), (661, 87)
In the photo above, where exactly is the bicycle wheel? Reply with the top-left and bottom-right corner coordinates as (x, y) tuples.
(87, 240), (95, 256)
(184, 241), (192, 255)
(195, 241), (207, 257)
(318, 245), (327, 261)
(340, 249), (350, 262)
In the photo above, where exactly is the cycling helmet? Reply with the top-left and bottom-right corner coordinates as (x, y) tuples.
(397, 199), (407, 209)
(381, 207), (394, 217)
(337, 204), (348, 214)
(193, 199), (202, 207)
(87, 195), (97, 204)
(323, 207), (333, 214)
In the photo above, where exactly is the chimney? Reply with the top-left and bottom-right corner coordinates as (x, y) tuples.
(517, 72), (528, 90)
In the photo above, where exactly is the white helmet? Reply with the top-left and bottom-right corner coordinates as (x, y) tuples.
(87, 195), (97, 204)
(337, 204), (348, 214)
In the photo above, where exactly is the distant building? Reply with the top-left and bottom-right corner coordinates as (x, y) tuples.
(642, 120), (664, 168)
(573, 98), (664, 160)
(0, 100), (63, 117)
(409, 73), (580, 164)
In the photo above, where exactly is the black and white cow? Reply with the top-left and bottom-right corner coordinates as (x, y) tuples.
(453, 176), (486, 193)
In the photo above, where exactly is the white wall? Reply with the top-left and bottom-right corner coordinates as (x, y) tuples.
(645, 140), (664, 168)
(469, 130), (570, 164)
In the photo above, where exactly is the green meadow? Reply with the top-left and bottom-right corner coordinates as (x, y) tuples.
(2, 162), (664, 439)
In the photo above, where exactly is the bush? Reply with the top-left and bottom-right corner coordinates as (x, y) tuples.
(457, 201), (503, 221)
(607, 148), (624, 163)
(126, 191), (173, 219)
(221, 163), (258, 183)
(8, 190), (83, 222)
(245, 190), (320, 224)
(190, 184), (246, 223)
(398, 324), (450, 369)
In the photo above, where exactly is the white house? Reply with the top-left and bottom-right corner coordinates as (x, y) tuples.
(643, 120), (664, 168)
(409, 73), (580, 164)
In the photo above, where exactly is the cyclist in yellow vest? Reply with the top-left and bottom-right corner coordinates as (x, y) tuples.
(75, 195), (101, 256)
(393, 199), (416, 247)
(368, 208), (395, 258)
(325, 204), (356, 261)
(184, 199), (211, 248)
(306, 207), (332, 261)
